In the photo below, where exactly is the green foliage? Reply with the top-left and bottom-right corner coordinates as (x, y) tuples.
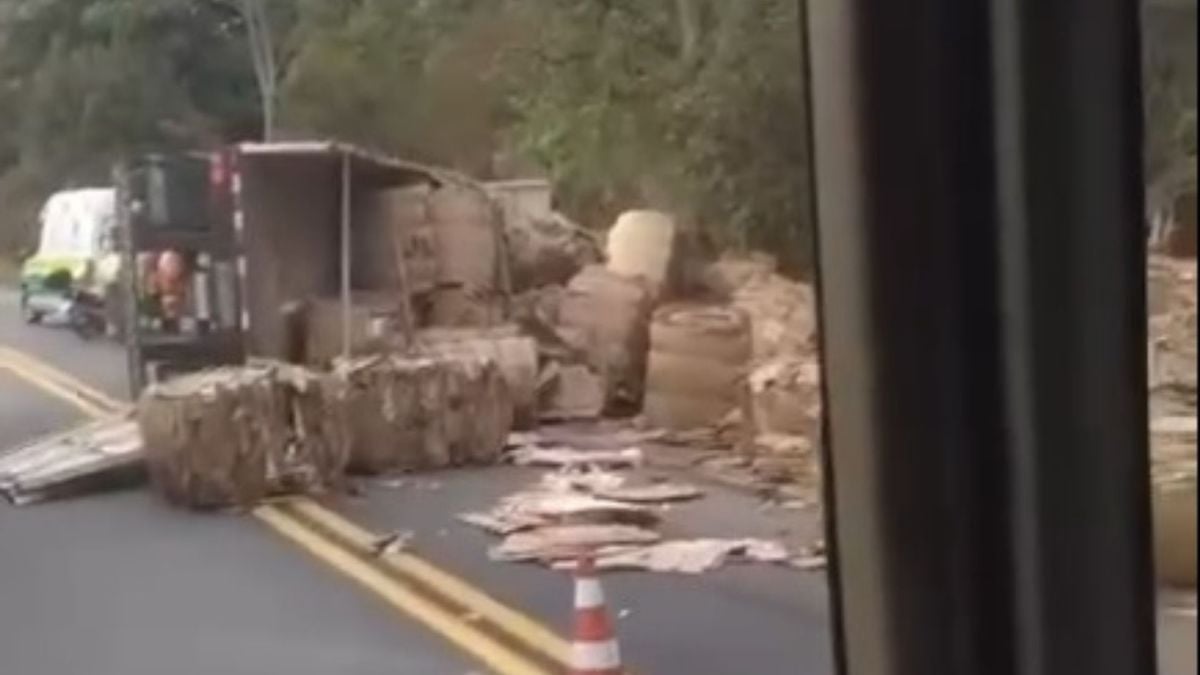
(499, 0), (811, 271)
(1143, 4), (1197, 184)
(0, 0), (257, 250)
(0, 0), (1192, 279)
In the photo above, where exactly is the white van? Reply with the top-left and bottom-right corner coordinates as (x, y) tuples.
(18, 188), (119, 323)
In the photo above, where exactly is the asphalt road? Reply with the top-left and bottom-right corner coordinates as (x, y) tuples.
(342, 468), (834, 675)
(1, 286), (1194, 675)
(0, 289), (476, 675)
(0, 286), (837, 675)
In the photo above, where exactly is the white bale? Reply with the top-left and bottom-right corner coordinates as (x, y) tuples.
(606, 210), (677, 294)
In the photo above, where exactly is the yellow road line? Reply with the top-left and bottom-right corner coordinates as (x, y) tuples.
(286, 498), (573, 665)
(254, 505), (554, 675)
(0, 358), (113, 419)
(0, 345), (125, 414)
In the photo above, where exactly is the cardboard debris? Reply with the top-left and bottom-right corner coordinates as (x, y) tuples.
(510, 491), (658, 524)
(505, 445), (644, 469)
(504, 210), (602, 292)
(302, 294), (402, 366)
(556, 538), (791, 574)
(471, 490), (658, 528)
(511, 424), (664, 451)
(752, 433), (814, 456)
(1153, 415), (1199, 435)
(790, 555), (828, 571)
(538, 468), (626, 494)
(1145, 255), (1197, 587)
(490, 524), (662, 562)
(0, 416), (143, 506)
(462, 420), (820, 574)
(1147, 255), (1197, 417)
(505, 431), (544, 448)
(371, 530), (415, 556)
(656, 426), (737, 451)
(703, 257), (817, 362)
(745, 358), (821, 437)
(539, 364), (605, 421)
(592, 482), (703, 504)
(458, 511), (548, 536)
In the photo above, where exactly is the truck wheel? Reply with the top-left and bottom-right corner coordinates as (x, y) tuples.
(104, 282), (126, 341)
(20, 294), (43, 324)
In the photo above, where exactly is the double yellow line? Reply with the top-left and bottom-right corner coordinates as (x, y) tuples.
(0, 342), (573, 675)
(258, 499), (570, 675)
(0, 345), (125, 418)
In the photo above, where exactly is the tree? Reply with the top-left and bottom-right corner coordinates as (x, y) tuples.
(501, 0), (813, 271)
(0, 0), (259, 250)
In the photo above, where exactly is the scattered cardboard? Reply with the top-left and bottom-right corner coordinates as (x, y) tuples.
(505, 445), (644, 469)
(553, 538), (791, 574)
(592, 482), (703, 504)
(490, 524), (662, 562)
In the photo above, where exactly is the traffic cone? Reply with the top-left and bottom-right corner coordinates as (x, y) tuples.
(570, 553), (624, 675)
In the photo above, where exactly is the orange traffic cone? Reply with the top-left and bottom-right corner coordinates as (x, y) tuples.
(570, 553), (624, 675)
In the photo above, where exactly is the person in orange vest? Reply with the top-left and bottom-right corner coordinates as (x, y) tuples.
(138, 250), (188, 331)
(155, 250), (188, 323)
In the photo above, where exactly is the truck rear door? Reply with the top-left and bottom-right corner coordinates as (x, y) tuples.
(117, 151), (246, 396)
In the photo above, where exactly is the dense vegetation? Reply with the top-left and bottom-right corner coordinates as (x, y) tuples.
(0, 0), (1194, 274)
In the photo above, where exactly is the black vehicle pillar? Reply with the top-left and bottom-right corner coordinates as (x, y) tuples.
(803, 0), (1156, 673)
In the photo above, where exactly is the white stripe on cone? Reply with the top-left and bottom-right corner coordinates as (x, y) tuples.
(575, 577), (606, 609)
(572, 639), (622, 671)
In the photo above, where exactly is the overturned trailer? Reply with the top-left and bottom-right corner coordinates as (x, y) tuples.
(120, 140), (512, 391)
(2, 141), (523, 505)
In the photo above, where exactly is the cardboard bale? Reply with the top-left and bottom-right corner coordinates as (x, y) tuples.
(138, 363), (347, 509)
(702, 254), (817, 361)
(335, 353), (514, 475)
(415, 326), (538, 428)
(558, 265), (654, 413)
(335, 357), (427, 474)
(274, 364), (352, 493)
(425, 286), (506, 328)
(606, 210), (678, 297)
(745, 358), (821, 436)
(429, 185), (500, 291)
(505, 209), (601, 292)
(354, 185), (435, 294)
(540, 364), (605, 420)
(443, 356), (515, 465)
(303, 294), (405, 366)
(486, 179), (598, 300)
(643, 304), (752, 431)
(735, 276), (817, 361)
